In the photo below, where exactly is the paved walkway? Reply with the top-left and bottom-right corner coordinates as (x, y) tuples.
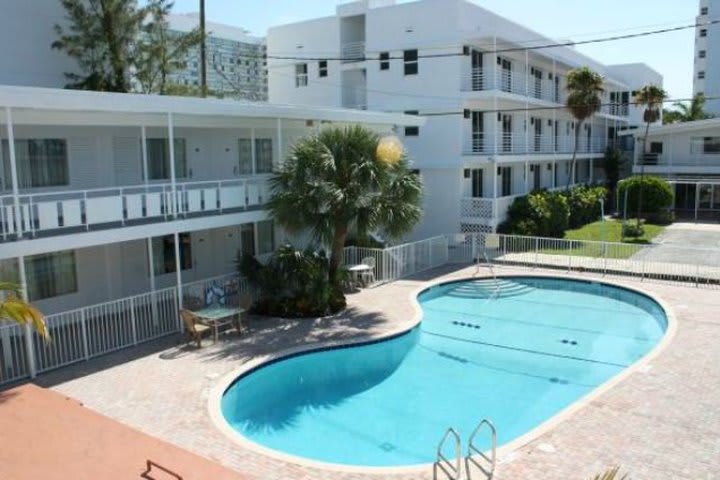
(34, 265), (720, 480)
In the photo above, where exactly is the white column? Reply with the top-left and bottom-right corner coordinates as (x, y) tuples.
(141, 125), (149, 184)
(5, 107), (22, 239)
(552, 160), (557, 189)
(492, 37), (498, 155)
(146, 237), (159, 327)
(276, 118), (283, 166)
(174, 231), (183, 319)
(18, 256), (36, 378)
(492, 163), (498, 218)
(525, 161), (530, 194)
(525, 51), (530, 155)
(552, 58), (557, 103)
(250, 127), (257, 175)
(167, 112), (178, 218)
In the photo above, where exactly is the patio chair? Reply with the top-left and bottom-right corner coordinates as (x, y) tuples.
(236, 293), (253, 334)
(180, 309), (211, 348)
(360, 257), (376, 286)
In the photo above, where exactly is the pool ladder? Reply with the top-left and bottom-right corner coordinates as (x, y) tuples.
(433, 419), (497, 480)
(474, 251), (500, 300)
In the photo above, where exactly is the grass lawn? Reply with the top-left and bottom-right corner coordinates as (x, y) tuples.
(537, 220), (666, 259)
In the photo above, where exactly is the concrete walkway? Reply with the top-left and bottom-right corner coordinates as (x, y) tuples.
(32, 265), (720, 480)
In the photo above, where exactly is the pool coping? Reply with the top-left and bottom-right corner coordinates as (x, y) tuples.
(207, 272), (678, 475)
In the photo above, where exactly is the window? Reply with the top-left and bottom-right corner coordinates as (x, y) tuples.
(238, 138), (273, 174)
(702, 137), (720, 153)
(318, 60), (328, 78)
(257, 220), (275, 255)
(145, 138), (187, 180)
(701, 6), (708, 15)
(403, 49), (418, 75)
(699, 71), (706, 79)
(650, 142), (664, 154)
(2, 139), (69, 188)
(152, 233), (192, 275)
(379, 52), (390, 70)
(25, 251), (78, 301)
(700, 29), (708, 37)
(295, 63), (308, 87)
(700, 50), (707, 59)
(499, 167), (512, 196)
(404, 111), (419, 136)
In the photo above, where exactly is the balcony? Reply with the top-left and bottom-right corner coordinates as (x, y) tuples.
(341, 41), (366, 63)
(464, 134), (608, 156)
(0, 177), (271, 242)
(461, 68), (563, 103)
(633, 153), (720, 174)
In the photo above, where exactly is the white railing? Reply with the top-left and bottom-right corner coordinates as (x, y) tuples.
(636, 154), (720, 168)
(461, 197), (494, 219)
(461, 67), (565, 103)
(448, 233), (720, 286)
(341, 41), (366, 62)
(0, 272), (249, 386)
(343, 236), (449, 285)
(0, 177), (271, 241)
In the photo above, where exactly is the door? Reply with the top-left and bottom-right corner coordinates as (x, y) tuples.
(502, 115), (513, 152)
(533, 117), (542, 152)
(500, 166), (512, 196)
(498, 57), (512, 92)
(471, 50), (483, 91)
(533, 165), (541, 190)
(472, 112), (484, 153)
(471, 169), (483, 198)
(531, 67), (542, 98)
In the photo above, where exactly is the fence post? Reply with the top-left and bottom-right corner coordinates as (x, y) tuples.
(568, 241), (573, 272)
(534, 237), (539, 268)
(80, 309), (90, 360)
(130, 297), (138, 346)
(696, 260), (700, 288)
(603, 241), (608, 277)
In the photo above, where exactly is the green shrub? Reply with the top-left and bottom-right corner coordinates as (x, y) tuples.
(503, 189), (569, 238)
(622, 221), (645, 238)
(565, 185), (608, 228)
(238, 245), (344, 318)
(617, 176), (673, 217)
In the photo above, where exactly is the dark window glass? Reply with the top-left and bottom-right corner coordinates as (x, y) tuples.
(404, 49), (418, 75)
(318, 60), (328, 77)
(379, 52), (390, 70)
(404, 110), (419, 136)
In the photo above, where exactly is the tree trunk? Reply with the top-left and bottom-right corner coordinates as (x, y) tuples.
(566, 121), (582, 190)
(328, 223), (349, 286)
(636, 120), (652, 223)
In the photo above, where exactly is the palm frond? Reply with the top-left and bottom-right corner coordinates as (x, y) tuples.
(591, 466), (628, 480)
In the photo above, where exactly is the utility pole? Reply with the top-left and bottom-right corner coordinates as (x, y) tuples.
(200, 0), (207, 97)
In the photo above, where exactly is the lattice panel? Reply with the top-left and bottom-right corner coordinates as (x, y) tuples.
(460, 198), (494, 219)
(460, 223), (493, 234)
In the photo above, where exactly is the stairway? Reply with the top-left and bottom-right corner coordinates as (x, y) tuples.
(445, 278), (534, 299)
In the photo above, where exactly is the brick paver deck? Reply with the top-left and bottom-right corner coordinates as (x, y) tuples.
(36, 265), (720, 480)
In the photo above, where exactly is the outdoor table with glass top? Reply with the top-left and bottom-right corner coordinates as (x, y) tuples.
(192, 305), (245, 343)
(347, 264), (371, 287)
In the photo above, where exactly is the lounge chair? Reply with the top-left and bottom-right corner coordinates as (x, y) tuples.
(360, 257), (376, 286)
(181, 309), (211, 348)
(236, 293), (253, 333)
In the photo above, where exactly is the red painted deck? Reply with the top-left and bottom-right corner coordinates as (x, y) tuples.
(0, 384), (247, 480)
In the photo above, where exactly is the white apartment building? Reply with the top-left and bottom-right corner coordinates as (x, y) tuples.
(267, 0), (662, 238)
(167, 13), (268, 100)
(0, 85), (420, 382)
(624, 117), (720, 221)
(694, 0), (720, 115)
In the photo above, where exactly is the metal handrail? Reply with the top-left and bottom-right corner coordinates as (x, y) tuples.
(465, 419), (497, 480)
(434, 428), (463, 480)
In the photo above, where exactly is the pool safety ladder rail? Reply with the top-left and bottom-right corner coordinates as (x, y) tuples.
(433, 419), (497, 480)
(465, 419), (497, 480)
(434, 428), (462, 480)
(474, 251), (500, 299)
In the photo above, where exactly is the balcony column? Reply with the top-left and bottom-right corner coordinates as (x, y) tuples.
(552, 58), (557, 103)
(173, 231), (183, 325)
(492, 37), (499, 155)
(525, 50), (530, 155)
(492, 162), (498, 218)
(524, 161), (530, 194)
(552, 160), (557, 189)
(17, 255), (36, 378)
(251, 127), (257, 175)
(141, 124), (149, 184)
(277, 118), (283, 167)
(5, 107), (22, 239)
(167, 112), (178, 218)
(490, 36), (498, 91)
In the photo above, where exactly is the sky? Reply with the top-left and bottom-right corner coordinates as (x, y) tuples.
(156, 0), (700, 100)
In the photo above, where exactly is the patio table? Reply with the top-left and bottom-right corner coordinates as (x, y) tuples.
(347, 264), (371, 287)
(192, 306), (245, 343)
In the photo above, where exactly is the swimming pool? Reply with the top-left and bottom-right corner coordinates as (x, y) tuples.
(220, 277), (668, 468)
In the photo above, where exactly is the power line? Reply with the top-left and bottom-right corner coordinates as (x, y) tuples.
(255, 19), (720, 62)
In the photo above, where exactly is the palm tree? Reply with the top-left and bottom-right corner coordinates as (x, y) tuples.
(663, 93), (710, 124)
(565, 67), (604, 190)
(0, 282), (49, 340)
(268, 126), (423, 285)
(634, 85), (668, 223)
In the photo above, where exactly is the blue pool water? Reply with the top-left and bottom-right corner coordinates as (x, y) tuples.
(221, 277), (667, 467)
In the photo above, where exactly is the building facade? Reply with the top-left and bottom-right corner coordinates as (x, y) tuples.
(624, 118), (720, 221)
(0, 86), (420, 381)
(694, 0), (720, 115)
(267, 0), (662, 238)
(167, 13), (268, 101)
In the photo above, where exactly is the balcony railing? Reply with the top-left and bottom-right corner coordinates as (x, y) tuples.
(465, 134), (608, 156)
(341, 41), (366, 63)
(461, 68), (565, 103)
(0, 177), (271, 241)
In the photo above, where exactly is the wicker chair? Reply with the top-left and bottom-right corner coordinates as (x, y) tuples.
(180, 309), (211, 348)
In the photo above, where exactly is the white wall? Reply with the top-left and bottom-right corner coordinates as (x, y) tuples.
(0, 0), (77, 88)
